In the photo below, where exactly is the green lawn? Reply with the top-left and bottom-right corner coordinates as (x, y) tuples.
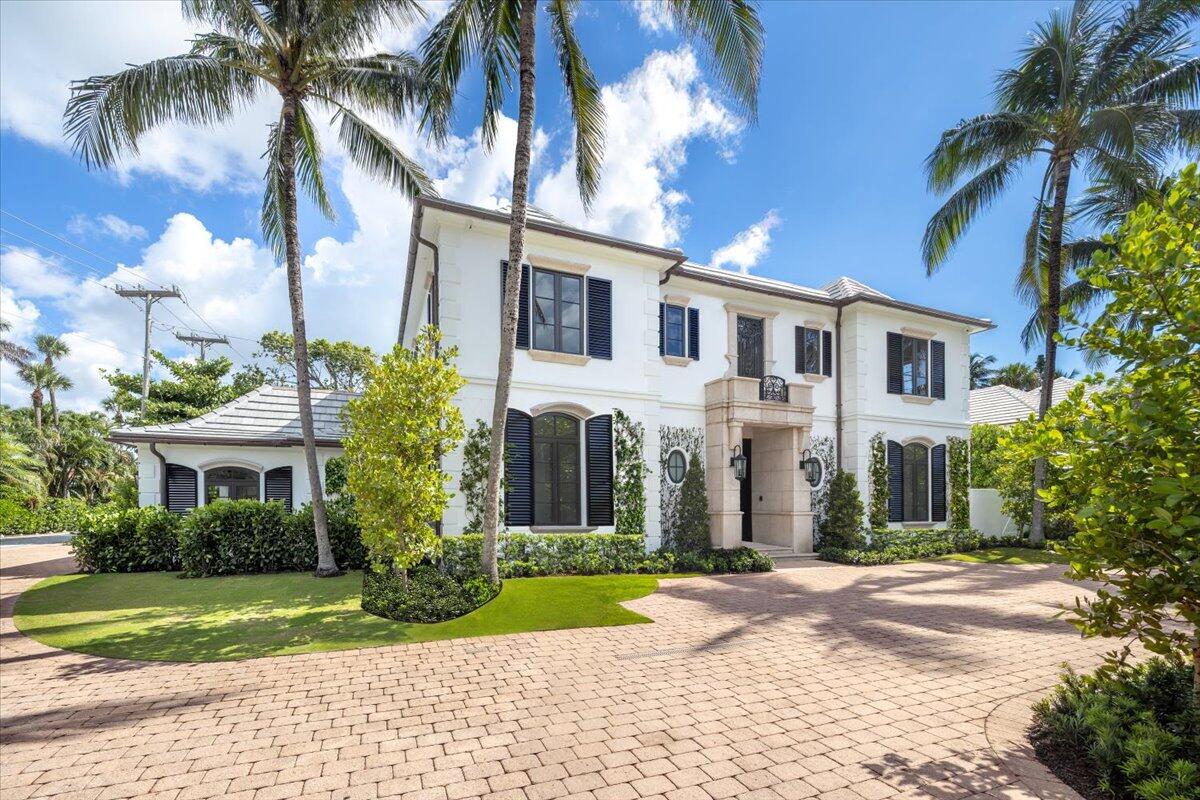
(14, 571), (681, 662)
(936, 546), (1070, 565)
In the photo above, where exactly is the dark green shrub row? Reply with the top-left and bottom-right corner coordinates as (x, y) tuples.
(1032, 659), (1198, 800)
(820, 529), (986, 565)
(667, 547), (774, 574)
(1, 497), (94, 536)
(361, 566), (499, 622)
(71, 506), (181, 572)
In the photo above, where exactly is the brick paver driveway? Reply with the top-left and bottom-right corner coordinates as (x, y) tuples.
(1, 545), (1103, 800)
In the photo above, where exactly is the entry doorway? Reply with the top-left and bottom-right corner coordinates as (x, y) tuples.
(739, 438), (753, 541)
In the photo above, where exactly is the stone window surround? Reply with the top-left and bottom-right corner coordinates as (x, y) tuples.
(526, 253), (591, 363)
(724, 303), (780, 378)
(898, 435), (936, 526)
(660, 293), (692, 365)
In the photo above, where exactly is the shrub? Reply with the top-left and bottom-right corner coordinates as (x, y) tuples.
(670, 547), (773, 574)
(294, 495), (367, 571)
(818, 471), (866, 549)
(820, 528), (986, 565)
(613, 410), (648, 535)
(1032, 659), (1198, 800)
(361, 565), (500, 623)
(672, 443), (710, 553)
(970, 424), (1003, 488)
(867, 432), (890, 530)
(947, 435), (970, 530)
(0, 497), (92, 536)
(72, 505), (180, 573)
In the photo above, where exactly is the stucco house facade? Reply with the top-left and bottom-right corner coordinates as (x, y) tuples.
(399, 198), (993, 554)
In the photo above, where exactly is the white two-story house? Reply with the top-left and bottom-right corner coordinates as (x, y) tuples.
(399, 198), (993, 555)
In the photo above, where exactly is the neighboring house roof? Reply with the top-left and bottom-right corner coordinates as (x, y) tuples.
(109, 385), (355, 447)
(820, 276), (891, 300)
(970, 378), (1090, 426)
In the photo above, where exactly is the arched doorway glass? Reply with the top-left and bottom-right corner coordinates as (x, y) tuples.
(532, 412), (581, 525)
(204, 466), (260, 503)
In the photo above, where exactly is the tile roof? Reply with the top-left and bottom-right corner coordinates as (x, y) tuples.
(110, 385), (355, 446)
(969, 378), (1090, 426)
(820, 276), (891, 300)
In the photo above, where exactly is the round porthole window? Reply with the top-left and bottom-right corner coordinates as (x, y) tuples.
(666, 449), (688, 485)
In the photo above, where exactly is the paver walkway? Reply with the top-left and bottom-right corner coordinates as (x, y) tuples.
(1, 545), (1103, 800)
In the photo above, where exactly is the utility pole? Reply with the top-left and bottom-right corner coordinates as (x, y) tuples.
(114, 285), (181, 416)
(175, 331), (229, 362)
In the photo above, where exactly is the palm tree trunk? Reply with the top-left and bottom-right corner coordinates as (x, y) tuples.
(45, 356), (59, 426)
(280, 93), (340, 578)
(31, 389), (43, 432)
(1030, 155), (1071, 544)
(480, 0), (538, 585)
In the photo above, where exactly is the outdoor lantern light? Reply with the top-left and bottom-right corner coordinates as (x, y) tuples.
(800, 449), (822, 488)
(730, 444), (748, 482)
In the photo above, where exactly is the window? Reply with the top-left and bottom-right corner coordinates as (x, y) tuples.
(902, 443), (929, 522)
(663, 304), (685, 357)
(533, 413), (581, 525)
(803, 327), (820, 374)
(204, 466), (259, 503)
(532, 269), (583, 354)
(736, 315), (765, 378)
(666, 449), (688, 484)
(901, 335), (929, 396)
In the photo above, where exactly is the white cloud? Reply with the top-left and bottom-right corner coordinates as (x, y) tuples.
(1, 247), (79, 298)
(0, 286), (41, 406)
(628, 1), (674, 34)
(709, 210), (782, 273)
(67, 213), (148, 242)
(534, 48), (742, 247)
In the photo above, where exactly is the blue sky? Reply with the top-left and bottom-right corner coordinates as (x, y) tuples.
(0, 1), (1177, 409)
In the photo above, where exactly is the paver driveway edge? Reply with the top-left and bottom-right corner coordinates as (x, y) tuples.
(985, 690), (1086, 800)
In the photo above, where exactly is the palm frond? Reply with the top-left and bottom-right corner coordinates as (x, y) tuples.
(64, 55), (256, 169)
(477, 0), (520, 149)
(306, 0), (425, 55)
(418, 0), (490, 143)
(313, 53), (425, 118)
(1090, 0), (1199, 102)
(261, 112), (288, 261)
(922, 158), (1026, 272)
(665, 0), (765, 119)
(547, 0), (605, 208)
(925, 112), (1044, 192)
(330, 104), (435, 200)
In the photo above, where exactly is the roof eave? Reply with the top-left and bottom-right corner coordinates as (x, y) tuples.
(109, 432), (343, 448)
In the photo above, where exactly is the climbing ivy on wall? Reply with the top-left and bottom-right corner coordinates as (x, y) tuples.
(659, 426), (707, 551)
(807, 435), (836, 532)
(613, 409), (648, 535)
(946, 436), (970, 530)
(461, 419), (504, 532)
(867, 432), (890, 530)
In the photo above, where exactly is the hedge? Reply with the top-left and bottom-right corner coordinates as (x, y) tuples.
(71, 506), (181, 573)
(1, 497), (93, 536)
(361, 566), (499, 622)
(820, 528), (987, 565)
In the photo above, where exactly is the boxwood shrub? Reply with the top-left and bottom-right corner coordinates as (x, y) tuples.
(71, 506), (181, 573)
(361, 565), (500, 623)
(819, 528), (986, 565)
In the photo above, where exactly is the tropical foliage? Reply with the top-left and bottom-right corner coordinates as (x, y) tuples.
(613, 409), (648, 536)
(103, 350), (263, 425)
(1, 407), (134, 505)
(659, 426), (708, 553)
(969, 423), (1003, 489)
(991, 361), (1041, 391)
(254, 330), (376, 392)
(867, 432), (889, 530)
(969, 352), (996, 389)
(460, 419), (504, 533)
(946, 435), (970, 530)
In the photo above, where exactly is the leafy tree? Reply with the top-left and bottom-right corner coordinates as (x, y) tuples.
(946, 435), (970, 530)
(991, 362), (1041, 391)
(969, 423), (1003, 489)
(1, 407), (134, 502)
(35, 335), (71, 426)
(254, 330), (375, 392)
(970, 352), (996, 389)
(343, 328), (464, 575)
(420, 0), (765, 583)
(103, 351), (263, 425)
(0, 320), (32, 367)
(867, 432), (889, 530)
(1033, 164), (1200, 702)
(818, 471), (866, 550)
(923, 0), (1199, 542)
(994, 413), (1076, 539)
(64, 0), (435, 577)
(672, 443), (710, 553)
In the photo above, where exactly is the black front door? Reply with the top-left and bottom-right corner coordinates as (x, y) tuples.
(739, 438), (753, 541)
(736, 315), (764, 378)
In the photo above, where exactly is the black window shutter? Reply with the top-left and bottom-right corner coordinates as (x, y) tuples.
(930, 444), (947, 522)
(165, 463), (197, 514)
(658, 302), (665, 356)
(687, 307), (700, 361)
(504, 409), (533, 526)
(887, 440), (903, 523)
(265, 466), (293, 513)
(585, 277), (612, 360)
(501, 262), (530, 350)
(794, 326), (805, 373)
(822, 330), (833, 377)
(931, 340), (945, 399)
(886, 332), (903, 394)
(585, 415), (614, 526)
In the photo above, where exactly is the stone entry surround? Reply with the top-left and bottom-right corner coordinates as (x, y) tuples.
(2, 544), (1108, 800)
(705, 376), (816, 552)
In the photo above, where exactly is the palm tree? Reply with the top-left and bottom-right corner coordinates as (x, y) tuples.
(0, 431), (46, 501)
(991, 362), (1041, 392)
(970, 353), (997, 389)
(64, 0), (436, 576)
(35, 334), (71, 425)
(420, 0), (765, 582)
(922, 0), (1198, 540)
(0, 320), (32, 367)
(18, 362), (55, 431)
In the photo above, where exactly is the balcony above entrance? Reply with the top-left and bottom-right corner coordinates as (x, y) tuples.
(703, 376), (813, 430)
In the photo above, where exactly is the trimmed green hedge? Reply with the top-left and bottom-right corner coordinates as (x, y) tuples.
(820, 528), (986, 565)
(361, 566), (499, 622)
(1, 497), (93, 536)
(71, 506), (181, 573)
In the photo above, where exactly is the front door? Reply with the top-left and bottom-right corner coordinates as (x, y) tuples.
(739, 438), (753, 541)
(736, 315), (765, 379)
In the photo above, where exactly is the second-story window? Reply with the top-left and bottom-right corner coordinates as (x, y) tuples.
(901, 335), (929, 396)
(533, 268), (583, 354)
(663, 304), (685, 357)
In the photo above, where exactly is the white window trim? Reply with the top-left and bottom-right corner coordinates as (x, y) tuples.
(899, 333), (931, 398)
(899, 439), (934, 525)
(530, 266), (587, 358)
(662, 302), (688, 359)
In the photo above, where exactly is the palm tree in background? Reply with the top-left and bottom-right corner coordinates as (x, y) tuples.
(64, 0), (436, 576)
(420, 0), (765, 582)
(922, 0), (1198, 541)
(35, 335), (71, 426)
(991, 362), (1041, 392)
(0, 432), (46, 501)
(1, 320), (33, 367)
(970, 352), (997, 389)
(17, 362), (65, 432)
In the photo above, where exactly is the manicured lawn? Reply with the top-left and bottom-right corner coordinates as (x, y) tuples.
(936, 546), (1070, 565)
(14, 571), (683, 662)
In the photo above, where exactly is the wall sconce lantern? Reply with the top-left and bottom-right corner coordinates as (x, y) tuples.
(730, 444), (748, 482)
(800, 449), (823, 488)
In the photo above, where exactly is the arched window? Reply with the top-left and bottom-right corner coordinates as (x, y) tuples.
(666, 449), (688, 485)
(533, 413), (581, 525)
(901, 443), (929, 522)
(204, 466), (260, 503)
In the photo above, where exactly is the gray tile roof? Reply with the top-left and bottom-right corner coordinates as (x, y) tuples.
(970, 378), (1090, 426)
(110, 385), (355, 446)
(820, 276), (891, 300)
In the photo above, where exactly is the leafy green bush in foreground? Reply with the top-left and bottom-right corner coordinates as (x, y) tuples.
(361, 565), (499, 623)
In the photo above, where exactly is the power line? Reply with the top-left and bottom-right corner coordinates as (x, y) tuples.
(114, 285), (181, 416)
(175, 331), (230, 361)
